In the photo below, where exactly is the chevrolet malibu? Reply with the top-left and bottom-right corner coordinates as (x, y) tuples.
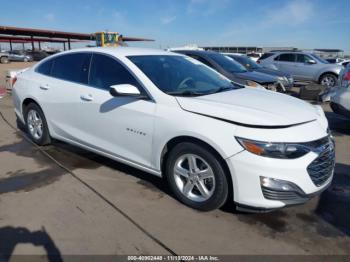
(12, 47), (335, 211)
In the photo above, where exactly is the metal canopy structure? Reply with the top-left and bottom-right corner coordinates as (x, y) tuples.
(0, 25), (154, 51)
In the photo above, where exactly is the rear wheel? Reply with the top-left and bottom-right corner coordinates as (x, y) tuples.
(0, 56), (9, 64)
(320, 73), (338, 87)
(24, 103), (51, 145)
(165, 142), (228, 211)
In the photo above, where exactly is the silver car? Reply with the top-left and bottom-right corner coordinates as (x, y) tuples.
(258, 51), (342, 87)
(8, 50), (33, 62)
(330, 64), (350, 118)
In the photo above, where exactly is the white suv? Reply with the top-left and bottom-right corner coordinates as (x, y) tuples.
(12, 47), (334, 211)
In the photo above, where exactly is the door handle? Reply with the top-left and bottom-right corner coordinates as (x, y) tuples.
(40, 85), (50, 90)
(80, 94), (94, 101)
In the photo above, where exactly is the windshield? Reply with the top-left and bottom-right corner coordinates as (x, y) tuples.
(309, 54), (329, 64)
(128, 55), (242, 96)
(229, 55), (261, 70)
(206, 53), (248, 73)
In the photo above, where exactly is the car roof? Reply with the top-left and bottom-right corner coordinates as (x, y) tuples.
(174, 50), (219, 56)
(59, 47), (179, 57)
(225, 54), (247, 58)
(269, 50), (311, 55)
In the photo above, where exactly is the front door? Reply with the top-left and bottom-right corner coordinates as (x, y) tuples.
(76, 53), (156, 168)
(294, 54), (317, 81)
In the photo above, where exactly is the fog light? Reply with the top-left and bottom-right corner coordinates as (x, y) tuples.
(260, 176), (304, 194)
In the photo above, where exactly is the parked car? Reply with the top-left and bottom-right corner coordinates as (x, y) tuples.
(246, 52), (262, 62)
(25, 50), (49, 61)
(325, 58), (343, 64)
(329, 64), (350, 118)
(340, 60), (350, 67)
(325, 58), (350, 66)
(8, 50), (33, 62)
(13, 47), (334, 212)
(225, 54), (294, 92)
(0, 51), (9, 64)
(174, 50), (281, 91)
(258, 51), (342, 87)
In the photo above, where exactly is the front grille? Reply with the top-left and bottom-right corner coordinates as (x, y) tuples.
(262, 188), (305, 201)
(307, 139), (335, 187)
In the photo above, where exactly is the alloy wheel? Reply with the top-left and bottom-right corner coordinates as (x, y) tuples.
(321, 75), (336, 87)
(173, 154), (216, 202)
(27, 109), (43, 140)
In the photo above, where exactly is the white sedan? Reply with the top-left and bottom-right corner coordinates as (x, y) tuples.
(12, 47), (334, 211)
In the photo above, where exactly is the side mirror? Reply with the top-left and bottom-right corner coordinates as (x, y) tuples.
(307, 59), (316, 65)
(109, 84), (142, 97)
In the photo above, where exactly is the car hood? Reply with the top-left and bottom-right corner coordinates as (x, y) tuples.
(233, 71), (277, 84)
(176, 88), (319, 127)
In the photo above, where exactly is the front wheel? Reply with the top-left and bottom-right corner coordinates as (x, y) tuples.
(24, 103), (51, 145)
(165, 142), (228, 211)
(320, 74), (338, 87)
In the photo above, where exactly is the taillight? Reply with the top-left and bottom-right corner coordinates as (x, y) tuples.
(344, 72), (350, 81)
(12, 76), (17, 86)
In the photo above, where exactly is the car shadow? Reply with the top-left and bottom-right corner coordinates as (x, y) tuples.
(48, 139), (174, 198)
(99, 97), (140, 113)
(0, 226), (63, 262)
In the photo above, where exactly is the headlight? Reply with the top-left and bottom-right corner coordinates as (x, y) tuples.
(246, 80), (266, 90)
(236, 137), (310, 159)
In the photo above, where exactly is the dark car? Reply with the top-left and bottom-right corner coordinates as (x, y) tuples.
(174, 50), (281, 91)
(8, 50), (33, 62)
(227, 54), (294, 91)
(25, 50), (49, 61)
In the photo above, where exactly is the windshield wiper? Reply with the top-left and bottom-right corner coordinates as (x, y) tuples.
(167, 90), (205, 97)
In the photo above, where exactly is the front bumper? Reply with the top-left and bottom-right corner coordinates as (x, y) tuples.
(226, 142), (334, 210)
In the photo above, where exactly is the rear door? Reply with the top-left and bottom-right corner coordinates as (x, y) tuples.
(273, 53), (297, 76)
(38, 52), (92, 140)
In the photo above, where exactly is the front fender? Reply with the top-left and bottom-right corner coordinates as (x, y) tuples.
(152, 105), (243, 171)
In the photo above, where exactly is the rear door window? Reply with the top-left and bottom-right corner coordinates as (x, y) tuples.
(89, 53), (140, 90)
(51, 53), (91, 84)
(275, 53), (296, 62)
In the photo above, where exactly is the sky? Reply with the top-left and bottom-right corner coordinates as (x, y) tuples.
(0, 0), (349, 53)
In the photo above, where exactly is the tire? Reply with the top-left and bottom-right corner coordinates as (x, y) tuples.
(24, 103), (51, 145)
(165, 142), (228, 211)
(0, 56), (9, 64)
(319, 73), (338, 87)
(23, 58), (28, 62)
